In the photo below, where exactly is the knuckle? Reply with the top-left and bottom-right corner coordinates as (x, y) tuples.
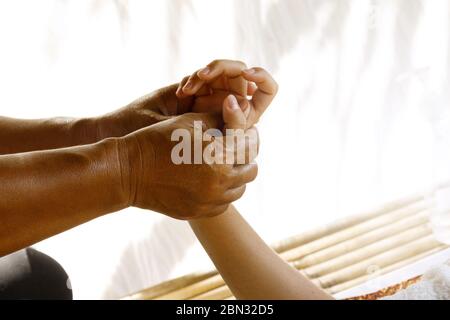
(208, 59), (221, 68)
(192, 70), (202, 79)
(188, 73), (197, 81)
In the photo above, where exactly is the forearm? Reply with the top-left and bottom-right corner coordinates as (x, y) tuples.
(189, 205), (333, 300)
(0, 116), (102, 155)
(0, 137), (128, 256)
(0, 87), (179, 155)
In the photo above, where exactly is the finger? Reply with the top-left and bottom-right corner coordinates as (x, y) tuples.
(198, 59), (248, 81)
(209, 75), (229, 91)
(215, 185), (246, 205)
(223, 95), (247, 130)
(176, 76), (190, 98)
(199, 60), (249, 97)
(193, 90), (230, 113)
(207, 75), (247, 98)
(229, 163), (258, 188)
(238, 96), (251, 118)
(182, 70), (206, 95)
(242, 67), (278, 117)
(196, 83), (212, 96)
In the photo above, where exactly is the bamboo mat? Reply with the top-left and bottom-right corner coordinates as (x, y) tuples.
(123, 193), (449, 300)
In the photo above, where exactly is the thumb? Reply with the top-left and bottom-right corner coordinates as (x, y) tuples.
(223, 95), (247, 131)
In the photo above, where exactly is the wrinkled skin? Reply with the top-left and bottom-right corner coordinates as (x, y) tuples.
(0, 59), (276, 256)
(97, 60), (278, 138)
(121, 111), (259, 220)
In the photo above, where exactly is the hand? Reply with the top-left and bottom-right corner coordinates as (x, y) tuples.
(93, 82), (213, 139)
(117, 107), (258, 220)
(176, 59), (278, 128)
(95, 60), (277, 139)
(94, 90), (175, 140)
(96, 59), (278, 138)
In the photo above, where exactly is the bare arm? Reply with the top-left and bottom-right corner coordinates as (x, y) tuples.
(0, 116), (104, 155)
(0, 88), (174, 155)
(0, 111), (257, 257)
(0, 137), (128, 256)
(189, 205), (334, 300)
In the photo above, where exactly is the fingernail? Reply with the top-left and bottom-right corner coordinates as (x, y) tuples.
(228, 95), (240, 110)
(199, 67), (210, 75)
(242, 99), (249, 111)
(243, 68), (255, 75)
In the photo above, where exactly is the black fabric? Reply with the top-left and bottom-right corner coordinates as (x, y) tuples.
(0, 248), (72, 300)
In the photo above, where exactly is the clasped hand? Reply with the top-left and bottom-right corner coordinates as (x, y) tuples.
(104, 60), (278, 220)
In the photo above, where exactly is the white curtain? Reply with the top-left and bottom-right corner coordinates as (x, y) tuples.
(1, 0), (450, 299)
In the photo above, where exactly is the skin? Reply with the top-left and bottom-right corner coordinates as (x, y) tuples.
(190, 205), (334, 300)
(0, 60), (277, 155)
(0, 111), (258, 257)
(181, 60), (333, 299)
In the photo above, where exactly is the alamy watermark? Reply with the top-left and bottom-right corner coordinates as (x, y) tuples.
(171, 121), (258, 165)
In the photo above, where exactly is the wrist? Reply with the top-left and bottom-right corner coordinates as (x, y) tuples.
(91, 137), (134, 212)
(116, 133), (145, 208)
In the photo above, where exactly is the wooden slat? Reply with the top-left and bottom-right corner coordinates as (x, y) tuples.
(155, 274), (224, 300)
(314, 235), (441, 288)
(123, 194), (441, 300)
(191, 224), (434, 300)
(191, 285), (231, 300)
(272, 194), (424, 253)
(123, 270), (217, 300)
(292, 210), (429, 269)
(327, 245), (446, 294)
(281, 200), (429, 261)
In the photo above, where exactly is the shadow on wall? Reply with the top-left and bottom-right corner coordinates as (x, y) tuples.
(103, 216), (198, 299)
